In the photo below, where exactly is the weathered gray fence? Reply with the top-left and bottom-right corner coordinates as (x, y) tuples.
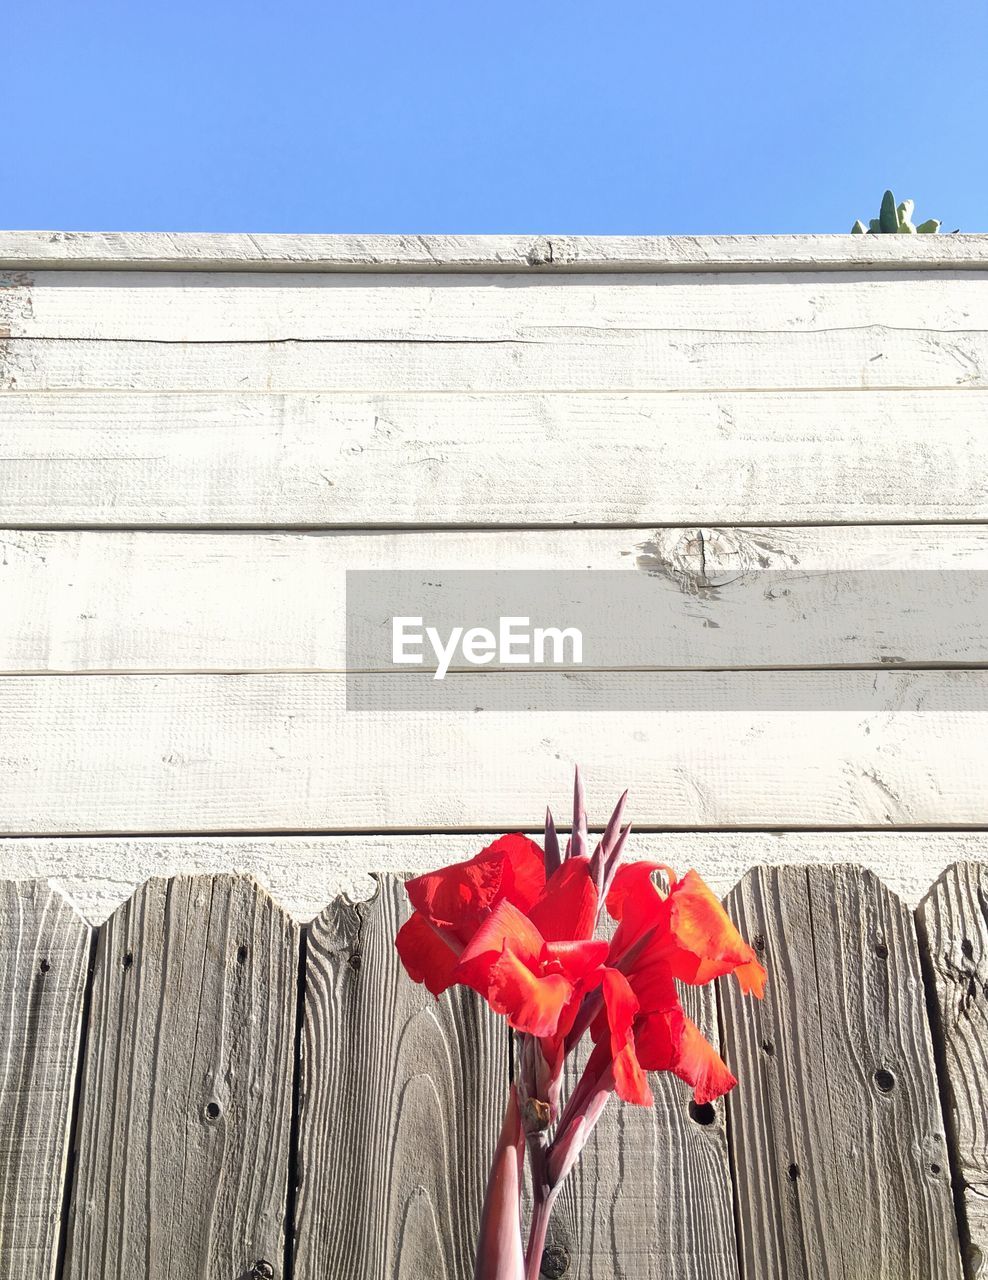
(1, 864), (985, 1280)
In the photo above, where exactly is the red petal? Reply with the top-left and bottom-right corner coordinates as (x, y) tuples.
(672, 1017), (737, 1105)
(606, 861), (672, 929)
(488, 833), (547, 911)
(634, 1006), (687, 1071)
(529, 856), (598, 942)
(668, 871), (766, 995)
(405, 854), (505, 933)
(404, 834), (545, 939)
(395, 913), (460, 997)
(596, 968), (652, 1104)
(542, 939), (609, 983)
(453, 900), (545, 995)
(612, 1042), (654, 1106)
(488, 943), (574, 1037)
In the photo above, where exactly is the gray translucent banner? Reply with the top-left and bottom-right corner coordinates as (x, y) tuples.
(345, 569), (988, 710)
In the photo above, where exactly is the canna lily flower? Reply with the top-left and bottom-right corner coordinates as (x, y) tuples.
(394, 772), (766, 1280)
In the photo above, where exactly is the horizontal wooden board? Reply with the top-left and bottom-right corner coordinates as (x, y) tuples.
(5, 327), (988, 393)
(3, 388), (986, 526)
(5, 270), (988, 341)
(3, 524), (988, 673)
(0, 671), (987, 833)
(3, 232), (988, 272)
(1, 830), (978, 923)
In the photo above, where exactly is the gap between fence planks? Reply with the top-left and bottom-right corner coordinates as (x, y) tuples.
(3, 390), (988, 527)
(2, 864), (985, 1279)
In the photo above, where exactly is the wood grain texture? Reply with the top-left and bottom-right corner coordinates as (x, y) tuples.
(4, 524), (988, 673)
(293, 873), (505, 1278)
(548, 985), (739, 1280)
(721, 865), (961, 1279)
(2, 231), (988, 272)
(3, 388), (987, 526)
(917, 863), (988, 1279)
(0, 881), (90, 1279)
(2, 830), (980, 925)
(6, 328), (988, 393)
(6, 270), (988, 341)
(64, 874), (298, 1280)
(1, 672), (987, 833)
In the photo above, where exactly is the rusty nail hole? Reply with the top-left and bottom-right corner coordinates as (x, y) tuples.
(689, 1101), (716, 1126)
(204, 1101), (222, 1121)
(762, 1040), (775, 1056)
(874, 1069), (896, 1094)
(874, 941), (889, 960)
(752, 934), (765, 954)
(121, 952), (134, 971)
(236, 945), (249, 965)
(251, 1263), (275, 1279)
(962, 938), (975, 960)
(931, 1163), (942, 1175)
(787, 1162), (800, 1182)
(39, 958), (51, 974)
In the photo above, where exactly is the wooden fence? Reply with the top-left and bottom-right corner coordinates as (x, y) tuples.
(1, 864), (985, 1280)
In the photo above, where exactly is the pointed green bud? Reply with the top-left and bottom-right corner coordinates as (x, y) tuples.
(852, 220), (868, 234)
(879, 189), (899, 233)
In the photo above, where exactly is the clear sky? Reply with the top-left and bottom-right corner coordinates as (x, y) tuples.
(5, 0), (986, 235)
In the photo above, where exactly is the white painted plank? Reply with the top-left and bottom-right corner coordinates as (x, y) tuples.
(5, 271), (988, 341)
(0, 671), (986, 833)
(2, 524), (988, 673)
(0, 830), (977, 924)
(2, 388), (985, 526)
(5, 328), (987, 392)
(2, 231), (987, 273)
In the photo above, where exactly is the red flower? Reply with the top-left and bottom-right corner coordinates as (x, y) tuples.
(393, 774), (768, 1280)
(395, 833), (546, 997)
(588, 862), (767, 1107)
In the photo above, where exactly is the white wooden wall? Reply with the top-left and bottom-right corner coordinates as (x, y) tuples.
(3, 231), (988, 921)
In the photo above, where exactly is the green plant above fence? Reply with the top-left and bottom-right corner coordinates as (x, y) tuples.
(853, 188), (941, 235)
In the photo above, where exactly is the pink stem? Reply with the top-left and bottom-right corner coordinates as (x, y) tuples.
(524, 1183), (558, 1280)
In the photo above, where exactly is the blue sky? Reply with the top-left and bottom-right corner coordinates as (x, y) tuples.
(5, 0), (986, 234)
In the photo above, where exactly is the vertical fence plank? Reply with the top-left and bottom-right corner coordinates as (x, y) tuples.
(918, 862), (988, 1280)
(293, 874), (506, 1279)
(0, 882), (90, 1280)
(721, 864), (961, 1280)
(63, 874), (299, 1280)
(546, 986), (740, 1278)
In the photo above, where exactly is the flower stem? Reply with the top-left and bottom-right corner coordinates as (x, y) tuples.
(524, 1182), (557, 1280)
